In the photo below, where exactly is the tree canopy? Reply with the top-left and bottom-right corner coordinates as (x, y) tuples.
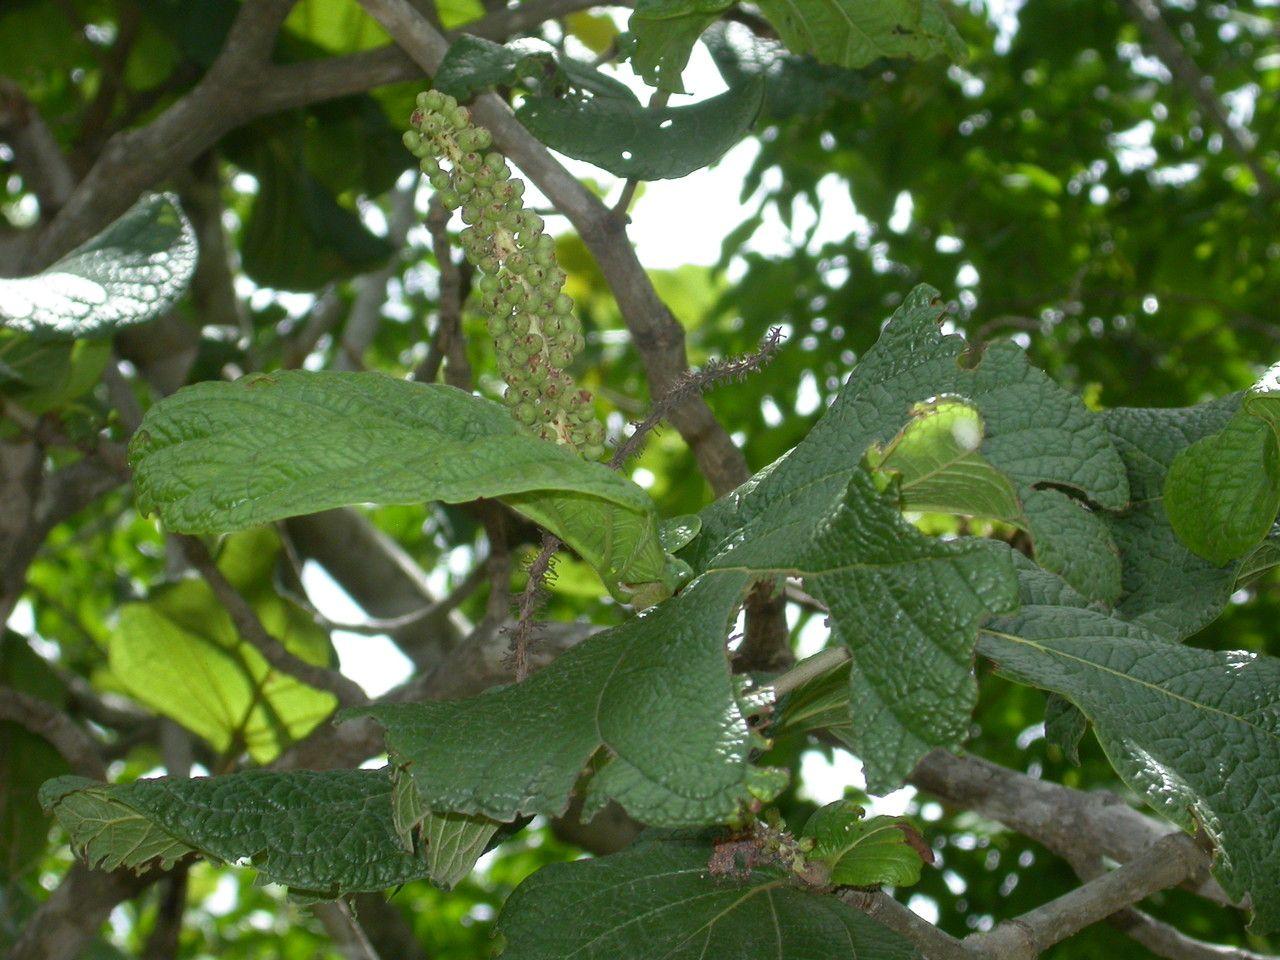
(2, 1), (1279, 959)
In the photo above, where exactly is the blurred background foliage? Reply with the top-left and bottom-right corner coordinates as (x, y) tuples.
(2, 0), (1278, 956)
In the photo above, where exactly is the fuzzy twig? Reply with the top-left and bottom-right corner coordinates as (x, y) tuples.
(506, 533), (560, 681)
(610, 327), (784, 469)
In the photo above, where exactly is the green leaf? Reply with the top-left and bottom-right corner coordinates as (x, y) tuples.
(627, 1), (726, 93)
(238, 136), (393, 292)
(707, 468), (1017, 790)
(0, 194), (195, 339)
(389, 765), (499, 890)
(40, 770), (444, 896)
(495, 834), (919, 959)
(690, 285), (1130, 572)
(106, 530), (337, 763)
(351, 573), (761, 827)
(516, 79), (765, 180)
(434, 35), (527, 100)
(109, 589), (336, 763)
(1020, 488), (1121, 604)
(1103, 400), (1240, 638)
(802, 800), (931, 887)
(1043, 693), (1087, 765)
(692, 285), (1126, 786)
(754, 0), (964, 69)
(979, 608), (1280, 933)
(867, 399), (1022, 524)
(128, 370), (667, 598)
(1165, 370), (1280, 565)
(0, 335), (110, 414)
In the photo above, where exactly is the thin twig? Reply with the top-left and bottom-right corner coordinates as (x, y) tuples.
(1122, 0), (1277, 196)
(176, 535), (369, 709)
(414, 194), (473, 385)
(0, 687), (107, 780)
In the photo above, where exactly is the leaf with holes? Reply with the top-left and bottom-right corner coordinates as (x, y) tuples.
(0, 193), (195, 339)
(517, 79), (764, 180)
(754, 0), (964, 70)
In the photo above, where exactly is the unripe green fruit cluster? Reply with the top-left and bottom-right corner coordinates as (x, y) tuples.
(404, 89), (606, 459)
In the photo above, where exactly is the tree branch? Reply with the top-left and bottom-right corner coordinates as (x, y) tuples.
(1122, 0), (1277, 196)
(9, 862), (158, 960)
(0, 687), (107, 779)
(966, 833), (1206, 958)
(841, 890), (969, 960)
(25, 0), (613, 269)
(355, 0), (752, 496)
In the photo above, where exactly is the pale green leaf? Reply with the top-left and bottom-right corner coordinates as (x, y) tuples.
(0, 194), (195, 339)
(754, 0), (964, 69)
(867, 399), (1022, 525)
(979, 608), (1280, 933)
(40, 770), (442, 896)
(351, 573), (760, 827)
(495, 834), (920, 959)
(389, 765), (499, 890)
(128, 370), (667, 597)
(802, 800), (930, 887)
(1165, 407), (1280, 566)
(517, 79), (764, 180)
(106, 530), (337, 763)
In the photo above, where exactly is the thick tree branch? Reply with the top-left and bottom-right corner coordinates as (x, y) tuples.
(9, 863), (158, 960)
(0, 687), (107, 779)
(841, 890), (969, 960)
(966, 834), (1206, 959)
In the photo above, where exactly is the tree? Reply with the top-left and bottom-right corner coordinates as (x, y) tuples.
(2, 0), (1278, 958)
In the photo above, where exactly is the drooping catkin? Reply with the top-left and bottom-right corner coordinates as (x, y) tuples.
(404, 90), (606, 459)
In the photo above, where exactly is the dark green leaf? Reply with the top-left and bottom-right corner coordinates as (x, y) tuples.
(0, 194), (195, 339)
(128, 371), (668, 598)
(40, 770), (443, 896)
(0, 631), (69, 879)
(517, 79), (764, 180)
(495, 834), (920, 959)
(352, 573), (761, 827)
(707, 468), (1017, 790)
(1103, 400), (1240, 639)
(980, 608), (1280, 933)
